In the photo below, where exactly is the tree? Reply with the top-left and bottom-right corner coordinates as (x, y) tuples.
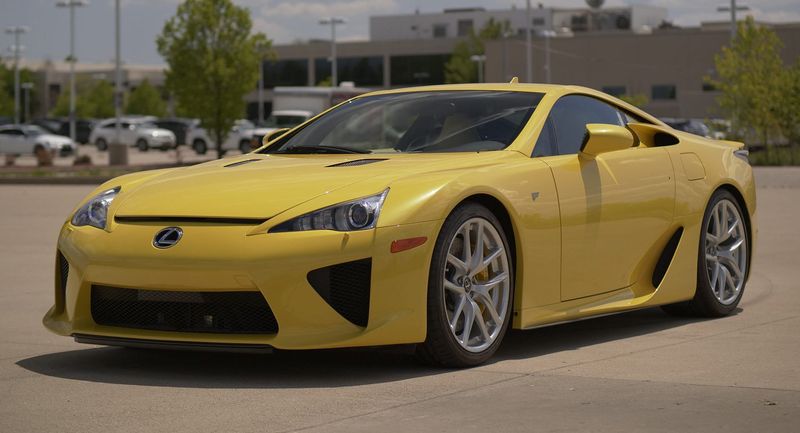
(711, 17), (785, 149)
(51, 80), (114, 118)
(776, 62), (800, 163)
(0, 65), (13, 118)
(157, 0), (271, 158)
(445, 18), (510, 84)
(0, 64), (38, 120)
(126, 79), (166, 117)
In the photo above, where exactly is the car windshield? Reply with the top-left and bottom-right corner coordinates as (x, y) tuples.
(22, 125), (47, 136)
(263, 91), (543, 154)
(136, 122), (158, 129)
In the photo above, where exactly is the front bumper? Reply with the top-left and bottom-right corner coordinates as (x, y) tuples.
(44, 219), (440, 350)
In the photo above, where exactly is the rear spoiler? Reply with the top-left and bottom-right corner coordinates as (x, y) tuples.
(717, 140), (746, 150)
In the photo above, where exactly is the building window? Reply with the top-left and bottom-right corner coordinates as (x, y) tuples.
(702, 81), (718, 92)
(532, 17), (545, 26)
(602, 86), (626, 97)
(390, 54), (450, 86)
(314, 56), (384, 86)
(433, 24), (448, 38)
(457, 19), (474, 36)
(651, 84), (676, 100)
(263, 59), (308, 88)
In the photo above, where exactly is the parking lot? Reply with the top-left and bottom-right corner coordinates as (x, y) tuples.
(0, 167), (798, 432)
(7, 144), (227, 168)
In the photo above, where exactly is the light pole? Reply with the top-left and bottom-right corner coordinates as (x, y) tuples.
(525, 0), (532, 82)
(470, 54), (486, 83)
(110, 0), (127, 165)
(717, 1), (750, 41)
(56, 0), (88, 144)
(5, 26), (29, 124)
(21, 82), (33, 122)
(540, 30), (556, 84)
(319, 17), (345, 87)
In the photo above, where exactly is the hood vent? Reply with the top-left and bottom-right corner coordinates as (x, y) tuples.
(224, 159), (262, 168)
(327, 158), (387, 167)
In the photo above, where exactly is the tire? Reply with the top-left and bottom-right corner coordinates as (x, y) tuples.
(95, 138), (108, 151)
(192, 139), (207, 155)
(136, 139), (149, 152)
(662, 189), (749, 317)
(239, 140), (252, 154)
(416, 202), (514, 367)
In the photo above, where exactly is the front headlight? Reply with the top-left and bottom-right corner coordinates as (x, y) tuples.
(71, 187), (120, 229)
(270, 189), (389, 233)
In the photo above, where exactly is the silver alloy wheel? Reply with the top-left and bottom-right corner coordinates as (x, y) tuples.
(443, 217), (510, 353)
(705, 199), (748, 305)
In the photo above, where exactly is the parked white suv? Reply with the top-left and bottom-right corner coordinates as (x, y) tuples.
(90, 118), (177, 151)
(186, 119), (256, 155)
(0, 124), (75, 157)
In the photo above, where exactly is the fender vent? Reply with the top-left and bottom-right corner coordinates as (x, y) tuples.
(652, 227), (684, 288)
(327, 159), (387, 167)
(307, 259), (372, 327)
(57, 251), (69, 308)
(224, 159), (262, 168)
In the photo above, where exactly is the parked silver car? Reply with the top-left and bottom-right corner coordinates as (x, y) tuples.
(0, 124), (75, 157)
(90, 118), (176, 151)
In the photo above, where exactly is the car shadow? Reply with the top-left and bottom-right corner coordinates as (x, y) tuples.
(16, 308), (722, 389)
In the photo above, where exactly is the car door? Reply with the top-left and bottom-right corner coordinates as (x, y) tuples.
(534, 94), (675, 301)
(0, 128), (29, 154)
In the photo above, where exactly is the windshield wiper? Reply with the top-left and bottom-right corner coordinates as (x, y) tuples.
(276, 145), (371, 154)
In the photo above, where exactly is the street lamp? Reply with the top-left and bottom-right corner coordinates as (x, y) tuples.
(56, 0), (88, 144)
(21, 82), (33, 123)
(5, 26), (29, 124)
(110, 0), (127, 165)
(319, 17), (345, 87)
(539, 28), (573, 84)
(470, 54), (486, 83)
(717, 1), (750, 41)
(525, 0), (532, 82)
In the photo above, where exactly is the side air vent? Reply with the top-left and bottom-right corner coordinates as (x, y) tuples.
(224, 159), (262, 168)
(652, 227), (684, 288)
(654, 132), (680, 147)
(57, 251), (69, 309)
(307, 258), (372, 327)
(327, 159), (387, 167)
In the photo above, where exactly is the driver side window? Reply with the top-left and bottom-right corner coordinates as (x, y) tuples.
(533, 94), (624, 157)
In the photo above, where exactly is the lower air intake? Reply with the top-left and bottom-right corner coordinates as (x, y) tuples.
(91, 286), (278, 334)
(307, 259), (372, 327)
(57, 251), (69, 306)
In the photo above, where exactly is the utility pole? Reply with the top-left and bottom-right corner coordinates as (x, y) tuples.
(525, 0), (532, 82)
(22, 82), (33, 122)
(541, 30), (555, 84)
(319, 17), (345, 87)
(56, 1), (88, 144)
(717, 0), (750, 41)
(470, 55), (486, 83)
(5, 26), (29, 124)
(110, 0), (127, 165)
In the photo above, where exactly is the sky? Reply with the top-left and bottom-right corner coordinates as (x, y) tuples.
(1, 0), (799, 65)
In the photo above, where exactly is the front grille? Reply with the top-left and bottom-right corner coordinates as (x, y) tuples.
(91, 286), (278, 334)
(307, 259), (372, 327)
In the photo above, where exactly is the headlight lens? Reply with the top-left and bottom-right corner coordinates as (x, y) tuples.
(270, 189), (389, 233)
(71, 187), (120, 229)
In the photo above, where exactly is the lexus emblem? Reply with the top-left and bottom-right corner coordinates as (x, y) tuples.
(153, 227), (183, 249)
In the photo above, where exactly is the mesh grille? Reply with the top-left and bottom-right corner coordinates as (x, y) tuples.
(327, 159), (387, 167)
(307, 259), (371, 327)
(91, 286), (278, 334)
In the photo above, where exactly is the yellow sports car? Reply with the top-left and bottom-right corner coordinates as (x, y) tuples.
(44, 83), (756, 367)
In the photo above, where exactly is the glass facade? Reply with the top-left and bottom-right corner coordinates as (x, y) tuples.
(390, 54), (451, 86)
(263, 59), (308, 88)
(314, 56), (384, 86)
(651, 84), (677, 100)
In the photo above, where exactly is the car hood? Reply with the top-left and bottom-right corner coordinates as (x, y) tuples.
(39, 134), (73, 147)
(112, 152), (514, 220)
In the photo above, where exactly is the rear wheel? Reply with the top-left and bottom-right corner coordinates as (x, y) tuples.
(416, 203), (513, 367)
(192, 139), (207, 155)
(95, 138), (108, 151)
(662, 189), (749, 317)
(136, 139), (149, 152)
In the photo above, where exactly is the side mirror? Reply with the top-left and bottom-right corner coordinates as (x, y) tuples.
(261, 128), (290, 147)
(580, 124), (635, 157)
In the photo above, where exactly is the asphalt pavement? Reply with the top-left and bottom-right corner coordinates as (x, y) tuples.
(0, 167), (798, 432)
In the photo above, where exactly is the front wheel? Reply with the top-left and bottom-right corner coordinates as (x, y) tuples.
(136, 139), (149, 152)
(192, 139), (207, 155)
(416, 203), (514, 367)
(239, 140), (252, 154)
(95, 138), (108, 151)
(662, 189), (749, 317)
